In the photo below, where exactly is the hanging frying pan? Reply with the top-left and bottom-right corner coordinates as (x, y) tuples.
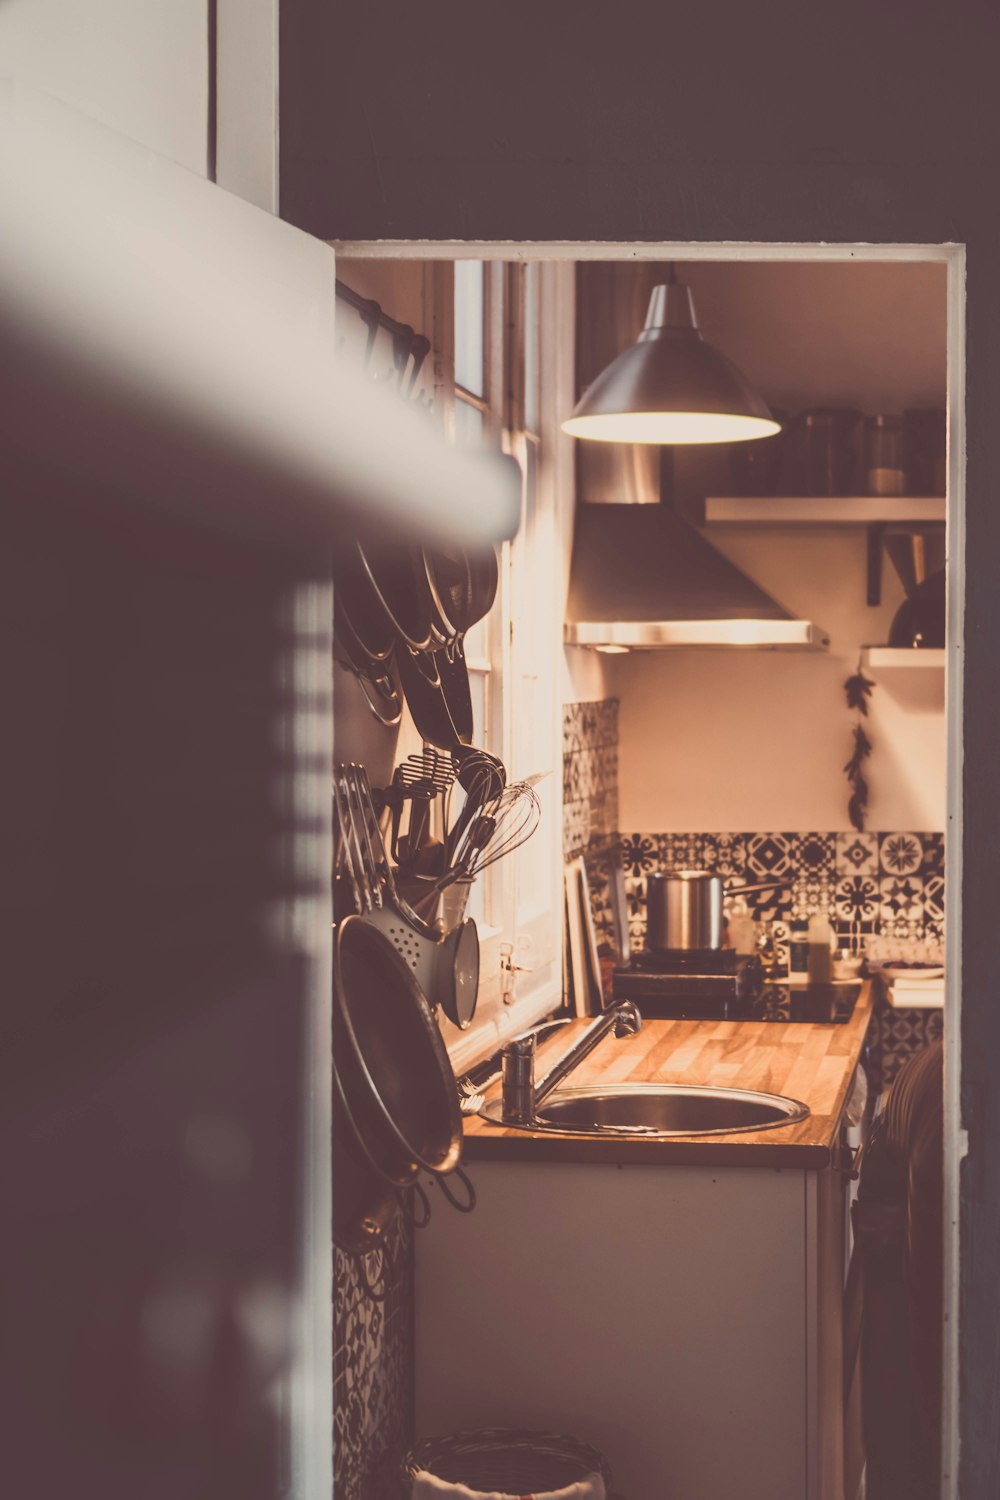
(331, 1063), (401, 1254)
(333, 596), (402, 727)
(356, 538), (435, 652)
(395, 641), (467, 750)
(333, 915), (464, 1178)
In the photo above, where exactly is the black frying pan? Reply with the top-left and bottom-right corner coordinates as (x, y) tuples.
(333, 915), (464, 1178)
(395, 641), (467, 751)
(334, 596), (402, 727)
(356, 538), (434, 652)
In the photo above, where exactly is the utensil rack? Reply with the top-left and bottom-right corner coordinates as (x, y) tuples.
(335, 278), (432, 400)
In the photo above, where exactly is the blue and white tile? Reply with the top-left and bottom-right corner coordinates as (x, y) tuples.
(659, 832), (705, 871)
(620, 832), (657, 876)
(789, 832), (835, 877)
(879, 832), (924, 877)
(834, 873), (881, 925)
(879, 873), (925, 926)
(745, 832), (795, 880)
(920, 832), (945, 877)
(700, 833), (748, 877)
(835, 832), (879, 877)
(790, 873), (835, 921)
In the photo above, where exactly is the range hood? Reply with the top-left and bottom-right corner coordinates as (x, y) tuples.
(566, 503), (828, 650)
(565, 262), (828, 652)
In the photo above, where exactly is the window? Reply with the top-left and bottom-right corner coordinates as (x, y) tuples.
(440, 260), (563, 1068)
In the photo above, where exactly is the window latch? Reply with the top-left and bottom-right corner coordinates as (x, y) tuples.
(500, 939), (534, 1006)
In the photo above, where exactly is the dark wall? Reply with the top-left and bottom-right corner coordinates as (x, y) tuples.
(1, 445), (320, 1496)
(281, 4), (1000, 1494)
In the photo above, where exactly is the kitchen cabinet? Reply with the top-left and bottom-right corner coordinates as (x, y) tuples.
(415, 1156), (846, 1500)
(416, 1004), (874, 1500)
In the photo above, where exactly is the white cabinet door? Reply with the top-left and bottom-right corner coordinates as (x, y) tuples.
(416, 1160), (812, 1500)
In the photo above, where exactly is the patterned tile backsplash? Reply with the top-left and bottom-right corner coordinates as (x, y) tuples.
(563, 698), (619, 861)
(564, 698), (946, 1090)
(334, 1213), (414, 1500)
(617, 829), (945, 956)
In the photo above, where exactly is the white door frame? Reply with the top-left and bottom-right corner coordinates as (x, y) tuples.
(334, 237), (966, 1499)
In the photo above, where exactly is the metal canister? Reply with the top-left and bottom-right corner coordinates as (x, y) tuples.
(646, 871), (726, 952)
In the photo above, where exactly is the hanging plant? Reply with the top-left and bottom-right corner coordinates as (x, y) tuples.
(843, 662), (875, 831)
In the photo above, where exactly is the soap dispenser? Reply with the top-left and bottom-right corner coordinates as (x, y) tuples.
(807, 913), (834, 984)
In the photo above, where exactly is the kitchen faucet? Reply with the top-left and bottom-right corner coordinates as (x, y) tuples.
(499, 1001), (643, 1125)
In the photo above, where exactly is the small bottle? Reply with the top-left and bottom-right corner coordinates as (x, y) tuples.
(788, 920), (809, 983)
(865, 414), (905, 496)
(807, 914), (834, 984)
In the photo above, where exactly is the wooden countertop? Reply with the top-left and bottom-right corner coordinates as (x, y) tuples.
(463, 981), (874, 1169)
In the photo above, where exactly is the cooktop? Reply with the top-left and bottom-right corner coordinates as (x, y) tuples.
(612, 949), (861, 1025)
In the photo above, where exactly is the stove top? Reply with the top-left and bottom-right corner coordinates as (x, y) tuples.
(613, 949), (861, 1025)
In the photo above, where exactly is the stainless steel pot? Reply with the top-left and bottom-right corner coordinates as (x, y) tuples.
(646, 869), (789, 952)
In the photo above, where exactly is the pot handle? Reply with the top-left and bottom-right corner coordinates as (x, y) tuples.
(728, 877), (792, 897)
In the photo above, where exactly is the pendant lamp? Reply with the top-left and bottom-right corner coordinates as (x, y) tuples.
(563, 270), (779, 445)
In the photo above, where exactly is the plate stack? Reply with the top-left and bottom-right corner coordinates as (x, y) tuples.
(879, 964), (945, 1009)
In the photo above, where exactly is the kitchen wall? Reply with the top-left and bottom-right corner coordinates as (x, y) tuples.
(331, 261), (439, 1500)
(584, 260), (949, 834)
(565, 700), (944, 1088)
(0, 0), (209, 176)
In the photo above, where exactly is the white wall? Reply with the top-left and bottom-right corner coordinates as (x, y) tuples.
(613, 524), (945, 832)
(579, 258), (948, 832)
(0, 0), (208, 176)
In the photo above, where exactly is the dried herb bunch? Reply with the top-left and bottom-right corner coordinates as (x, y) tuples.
(844, 664), (875, 831)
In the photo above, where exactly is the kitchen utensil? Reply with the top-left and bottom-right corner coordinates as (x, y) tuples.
(332, 1060), (403, 1263)
(339, 763), (480, 1023)
(374, 750), (452, 867)
(789, 407), (861, 496)
(425, 542), (499, 642)
(356, 537), (434, 652)
(394, 748), (455, 795)
(395, 638), (466, 750)
(440, 778), (542, 892)
(888, 566), (945, 648)
(333, 1005), (423, 1190)
(333, 915), (464, 1177)
(608, 856), (632, 967)
(646, 869), (791, 953)
(864, 414), (905, 496)
(333, 539), (406, 726)
(333, 596), (402, 727)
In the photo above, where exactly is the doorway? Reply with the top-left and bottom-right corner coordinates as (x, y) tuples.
(330, 239), (964, 1498)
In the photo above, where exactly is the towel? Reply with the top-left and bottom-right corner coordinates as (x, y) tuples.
(411, 1469), (607, 1500)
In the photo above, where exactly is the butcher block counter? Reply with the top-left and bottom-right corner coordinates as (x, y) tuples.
(463, 979), (874, 1169)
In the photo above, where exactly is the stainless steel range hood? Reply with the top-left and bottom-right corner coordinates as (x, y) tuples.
(565, 503), (828, 650)
(565, 262), (828, 652)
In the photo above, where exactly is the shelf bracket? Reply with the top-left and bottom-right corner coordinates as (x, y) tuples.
(866, 522), (886, 607)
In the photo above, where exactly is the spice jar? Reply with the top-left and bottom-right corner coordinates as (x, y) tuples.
(791, 408), (861, 496)
(865, 414), (905, 496)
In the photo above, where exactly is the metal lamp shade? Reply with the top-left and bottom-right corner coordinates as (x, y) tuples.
(563, 281), (780, 445)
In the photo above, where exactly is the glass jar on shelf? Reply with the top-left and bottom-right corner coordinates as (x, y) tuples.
(864, 414), (905, 496)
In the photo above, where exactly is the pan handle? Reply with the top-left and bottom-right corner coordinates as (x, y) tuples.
(728, 877), (792, 897)
(430, 1164), (477, 1215)
(397, 1179), (433, 1230)
(353, 664), (402, 728)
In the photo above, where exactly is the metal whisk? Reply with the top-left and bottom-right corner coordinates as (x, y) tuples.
(436, 778), (542, 892)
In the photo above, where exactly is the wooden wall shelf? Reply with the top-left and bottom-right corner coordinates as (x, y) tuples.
(861, 647), (946, 670)
(705, 496), (946, 525)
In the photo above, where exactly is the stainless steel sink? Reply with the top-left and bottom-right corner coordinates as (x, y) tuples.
(482, 1082), (809, 1136)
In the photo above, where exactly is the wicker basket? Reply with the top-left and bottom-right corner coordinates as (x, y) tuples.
(402, 1427), (614, 1497)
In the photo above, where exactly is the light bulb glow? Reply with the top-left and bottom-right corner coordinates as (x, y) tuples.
(561, 411), (782, 445)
